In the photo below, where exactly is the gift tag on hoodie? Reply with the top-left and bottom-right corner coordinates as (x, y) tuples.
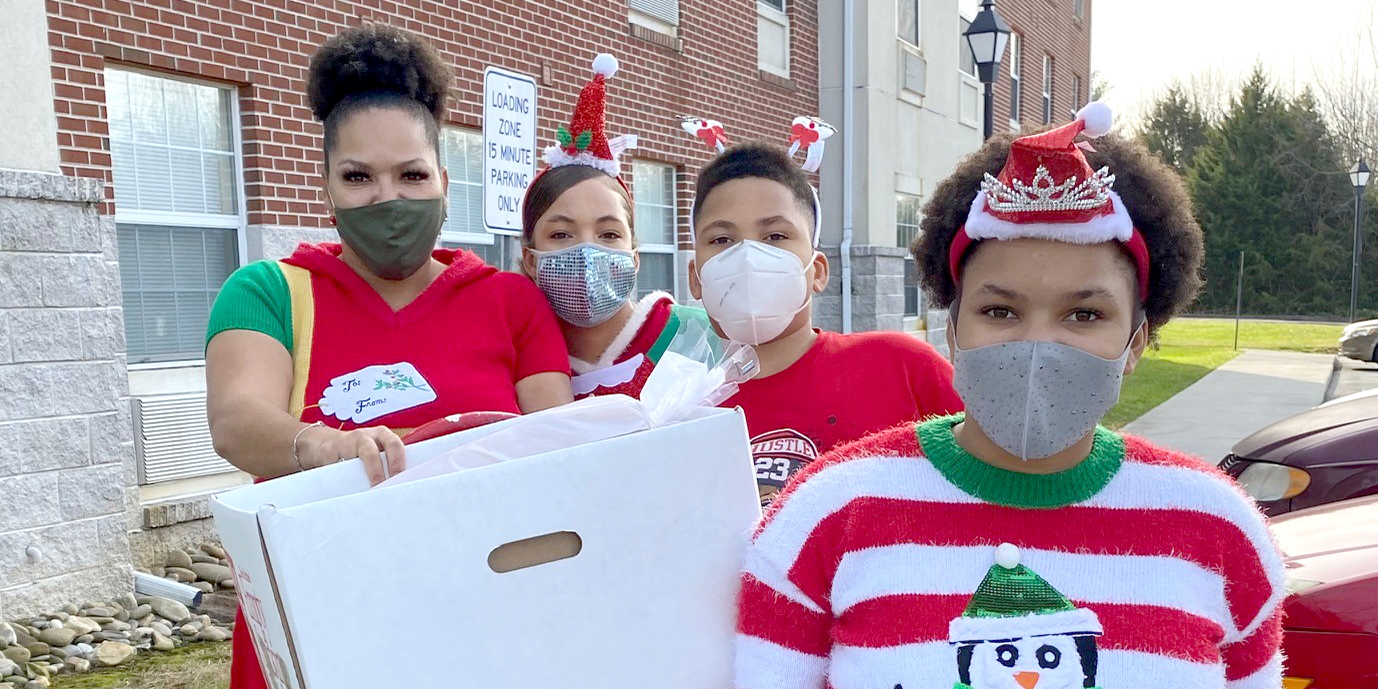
(318, 362), (438, 424)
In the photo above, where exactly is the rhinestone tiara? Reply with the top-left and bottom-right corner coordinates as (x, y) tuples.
(982, 165), (1116, 213)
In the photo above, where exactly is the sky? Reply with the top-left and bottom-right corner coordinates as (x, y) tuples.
(1090, 0), (1375, 120)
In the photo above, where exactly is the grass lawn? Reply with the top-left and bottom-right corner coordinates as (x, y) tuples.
(51, 642), (230, 689)
(1103, 318), (1344, 429)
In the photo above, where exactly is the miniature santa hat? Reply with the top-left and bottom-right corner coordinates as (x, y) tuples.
(948, 543), (1103, 644)
(948, 101), (1151, 301)
(542, 53), (637, 181)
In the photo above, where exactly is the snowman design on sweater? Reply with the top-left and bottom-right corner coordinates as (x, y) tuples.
(947, 544), (1103, 689)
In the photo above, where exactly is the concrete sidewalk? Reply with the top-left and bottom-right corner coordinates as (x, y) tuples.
(1121, 350), (1334, 463)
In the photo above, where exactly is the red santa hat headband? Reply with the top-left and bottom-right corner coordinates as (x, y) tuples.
(947, 102), (1151, 301)
(536, 53), (637, 194)
(680, 115), (835, 246)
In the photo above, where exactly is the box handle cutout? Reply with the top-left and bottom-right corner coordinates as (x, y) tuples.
(488, 531), (583, 573)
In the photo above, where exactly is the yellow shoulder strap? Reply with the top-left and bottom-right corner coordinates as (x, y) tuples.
(278, 262), (316, 420)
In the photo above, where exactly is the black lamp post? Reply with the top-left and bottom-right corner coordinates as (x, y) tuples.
(963, 0), (1012, 140)
(1351, 158), (1370, 322)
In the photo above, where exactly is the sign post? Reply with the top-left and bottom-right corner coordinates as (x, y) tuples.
(482, 67), (538, 237)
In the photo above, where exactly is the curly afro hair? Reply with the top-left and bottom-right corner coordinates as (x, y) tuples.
(912, 131), (1204, 336)
(306, 23), (453, 163)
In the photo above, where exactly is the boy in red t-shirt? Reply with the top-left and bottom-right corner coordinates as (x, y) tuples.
(688, 143), (961, 502)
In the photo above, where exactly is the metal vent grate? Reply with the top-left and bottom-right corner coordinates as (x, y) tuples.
(630, 0), (680, 26)
(903, 49), (928, 96)
(134, 393), (235, 484)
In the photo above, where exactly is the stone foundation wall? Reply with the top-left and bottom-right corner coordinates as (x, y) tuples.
(0, 169), (135, 620)
(814, 244), (908, 333)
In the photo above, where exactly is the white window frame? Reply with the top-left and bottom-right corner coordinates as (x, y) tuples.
(1042, 54), (1054, 125)
(629, 0), (680, 36)
(631, 161), (679, 299)
(1072, 74), (1083, 115)
(108, 66), (248, 369)
(1073, 0), (1084, 21)
(1008, 33), (1022, 127)
(438, 127), (493, 247)
(757, 0), (791, 78)
(898, 0), (921, 47)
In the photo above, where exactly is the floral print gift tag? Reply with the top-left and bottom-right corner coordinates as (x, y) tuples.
(318, 363), (438, 424)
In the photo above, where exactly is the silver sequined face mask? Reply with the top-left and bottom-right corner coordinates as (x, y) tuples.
(952, 339), (1130, 461)
(532, 243), (638, 328)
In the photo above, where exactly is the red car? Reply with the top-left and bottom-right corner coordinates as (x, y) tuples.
(1272, 495), (1378, 687)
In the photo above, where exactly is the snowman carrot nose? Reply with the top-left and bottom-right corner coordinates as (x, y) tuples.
(1015, 671), (1040, 689)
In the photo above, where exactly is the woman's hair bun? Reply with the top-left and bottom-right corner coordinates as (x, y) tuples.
(307, 23), (452, 122)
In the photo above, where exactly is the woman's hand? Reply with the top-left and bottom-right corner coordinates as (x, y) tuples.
(296, 425), (407, 486)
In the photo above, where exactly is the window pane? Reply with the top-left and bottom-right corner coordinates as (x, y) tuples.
(758, 12), (789, 73)
(897, 194), (922, 317)
(632, 162), (677, 247)
(899, 0), (918, 45)
(959, 18), (976, 75)
(118, 224), (238, 362)
(759, 0), (784, 11)
(440, 128), (488, 239)
(637, 252), (675, 299)
(106, 68), (238, 217)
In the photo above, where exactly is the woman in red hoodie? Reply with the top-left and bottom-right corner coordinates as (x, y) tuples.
(204, 24), (572, 689)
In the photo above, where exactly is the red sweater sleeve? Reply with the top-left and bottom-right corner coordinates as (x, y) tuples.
(500, 274), (571, 380)
(904, 336), (963, 418)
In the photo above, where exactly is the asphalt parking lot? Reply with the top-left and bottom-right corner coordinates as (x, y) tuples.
(1326, 355), (1378, 401)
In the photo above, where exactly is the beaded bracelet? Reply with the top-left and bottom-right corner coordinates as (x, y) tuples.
(292, 421), (326, 472)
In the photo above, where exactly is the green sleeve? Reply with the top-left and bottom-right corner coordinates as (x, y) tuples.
(647, 304), (713, 363)
(206, 260), (292, 352)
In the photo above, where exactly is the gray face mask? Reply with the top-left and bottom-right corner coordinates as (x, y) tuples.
(952, 339), (1130, 461)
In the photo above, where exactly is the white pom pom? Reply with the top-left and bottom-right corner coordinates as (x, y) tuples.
(1076, 101), (1113, 138)
(592, 53), (619, 78)
(994, 543), (1021, 569)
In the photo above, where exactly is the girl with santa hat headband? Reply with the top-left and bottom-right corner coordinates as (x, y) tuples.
(733, 104), (1286, 689)
(519, 54), (713, 400)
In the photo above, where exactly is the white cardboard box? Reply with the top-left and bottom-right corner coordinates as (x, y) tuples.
(211, 407), (760, 689)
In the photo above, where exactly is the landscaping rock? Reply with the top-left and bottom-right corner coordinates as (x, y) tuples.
(59, 607), (75, 618)
(129, 605), (151, 620)
(148, 597), (191, 624)
(114, 609), (129, 622)
(10, 631), (32, 649)
(62, 617), (99, 636)
(93, 632), (128, 643)
(190, 562), (233, 583)
(219, 578), (236, 590)
(0, 623), (14, 647)
(166, 550), (194, 570)
(151, 632), (175, 652)
(116, 594), (138, 611)
(20, 643), (46, 661)
(35, 628), (74, 648)
(196, 627), (229, 642)
(0, 661), (14, 679)
(191, 553), (220, 565)
(2, 648), (28, 665)
(149, 621), (172, 637)
(178, 623), (201, 637)
(200, 543), (227, 559)
(73, 635), (92, 645)
(164, 567), (196, 582)
(191, 581), (214, 594)
(93, 642), (135, 667)
(81, 608), (110, 618)
(63, 657), (89, 673)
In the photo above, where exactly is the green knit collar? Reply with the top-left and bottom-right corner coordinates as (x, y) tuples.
(917, 414), (1124, 508)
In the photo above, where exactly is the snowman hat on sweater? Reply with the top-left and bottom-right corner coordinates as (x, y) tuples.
(539, 53), (637, 191)
(947, 102), (1151, 302)
(949, 543), (1103, 644)
(679, 115), (834, 246)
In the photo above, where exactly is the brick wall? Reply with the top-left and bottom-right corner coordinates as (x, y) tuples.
(0, 169), (135, 619)
(44, 0), (821, 247)
(990, 0), (1091, 130)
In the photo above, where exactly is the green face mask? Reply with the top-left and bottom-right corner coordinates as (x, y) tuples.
(333, 197), (446, 280)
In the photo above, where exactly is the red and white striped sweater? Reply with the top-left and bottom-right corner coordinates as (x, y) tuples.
(735, 414), (1286, 689)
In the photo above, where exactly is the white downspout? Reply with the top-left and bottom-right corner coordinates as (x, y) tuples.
(840, 0), (855, 333)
